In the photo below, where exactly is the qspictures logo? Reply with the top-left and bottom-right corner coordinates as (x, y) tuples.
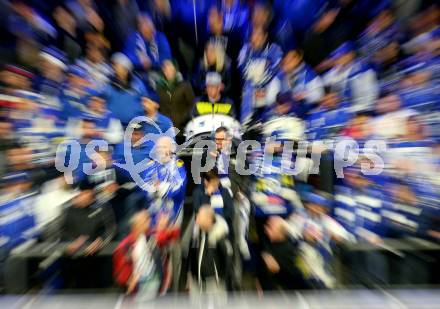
(55, 117), (387, 190)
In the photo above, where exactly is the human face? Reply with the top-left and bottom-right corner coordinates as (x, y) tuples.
(156, 137), (173, 163)
(162, 60), (176, 81)
(53, 6), (76, 29)
(321, 92), (339, 109)
(73, 189), (94, 208)
(206, 84), (222, 100)
(250, 27), (267, 50)
(132, 210), (151, 236)
(131, 130), (143, 145)
(205, 43), (217, 65)
(274, 102), (291, 115)
(265, 216), (286, 242)
(345, 170), (369, 188)
(40, 59), (64, 82)
(252, 5), (270, 28)
(376, 94), (400, 114)
(6, 147), (33, 169)
(335, 52), (355, 67)
(1, 71), (30, 90)
(112, 62), (128, 81)
(215, 131), (228, 151)
(305, 202), (327, 217)
(81, 121), (98, 139)
(0, 121), (12, 136)
(68, 74), (88, 90)
(406, 118), (423, 137)
(196, 207), (215, 232)
(88, 96), (106, 114)
(282, 51), (303, 73)
(142, 97), (159, 116)
(138, 16), (155, 40)
(86, 44), (104, 63)
(351, 115), (372, 138)
(208, 7), (223, 35)
(204, 177), (220, 192)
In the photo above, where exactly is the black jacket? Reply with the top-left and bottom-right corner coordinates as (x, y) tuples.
(192, 185), (234, 232)
(189, 215), (232, 285)
(61, 202), (116, 244)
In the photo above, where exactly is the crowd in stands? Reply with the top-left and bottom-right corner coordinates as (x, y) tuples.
(0, 0), (439, 298)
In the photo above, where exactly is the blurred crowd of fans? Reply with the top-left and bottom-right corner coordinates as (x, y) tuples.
(0, 0), (439, 297)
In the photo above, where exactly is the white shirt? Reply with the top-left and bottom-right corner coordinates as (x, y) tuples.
(132, 234), (156, 280)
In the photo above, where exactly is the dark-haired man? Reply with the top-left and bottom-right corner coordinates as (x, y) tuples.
(192, 169), (234, 232)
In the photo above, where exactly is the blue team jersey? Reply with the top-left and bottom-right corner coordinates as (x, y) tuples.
(238, 42), (283, 88)
(103, 77), (146, 126)
(60, 87), (88, 121)
(379, 171), (439, 238)
(399, 85), (439, 112)
(280, 63), (324, 106)
(307, 106), (352, 141)
(143, 158), (187, 225)
(250, 157), (301, 218)
(334, 184), (386, 241)
(324, 60), (378, 112)
(124, 31), (172, 70)
(0, 192), (38, 250)
(142, 113), (174, 157)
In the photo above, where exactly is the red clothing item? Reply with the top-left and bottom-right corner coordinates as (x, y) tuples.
(113, 234), (136, 287)
(153, 228), (180, 248)
(112, 228), (180, 288)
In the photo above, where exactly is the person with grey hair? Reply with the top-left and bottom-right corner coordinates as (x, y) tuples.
(104, 52), (146, 126)
(143, 135), (187, 227)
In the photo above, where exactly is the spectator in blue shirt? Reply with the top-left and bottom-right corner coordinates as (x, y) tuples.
(140, 91), (174, 157)
(60, 65), (90, 122)
(324, 42), (380, 113)
(238, 26), (283, 123)
(84, 90), (123, 145)
(124, 12), (172, 72)
(280, 48), (324, 110)
(307, 87), (352, 141)
(104, 52), (146, 126)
